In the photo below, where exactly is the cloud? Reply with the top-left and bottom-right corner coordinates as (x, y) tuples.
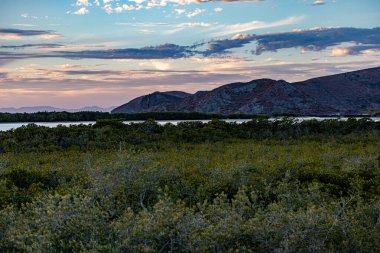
(52, 43), (195, 59)
(59, 64), (84, 69)
(329, 45), (380, 57)
(114, 5), (136, 13)
(173, 8), (205, 18)
(329, 47), (350, 57)
(2, 27), (379, 61)
(115, 21), (212, 28)
(20, 13), (49, 19)
(0, 44), (63, 49)
(312, 0), (325, 5)
(174, 9), (186, 15)
(205, 34), (256, 55)
(103, 4), (113, 14)
(115, 21), (212, 34)
(0, 52), (37, 60)
(253, 27), (380, 55)
(74, 0), (263, 14)
(177, 22), (211, 27)
(139, 60), (173, 70)
(61, 69), (123, 75)
(0, 28), (62, 40)
(116, 22), (172, 27)
(204, 27), (380, 56)
(117, 16), (300, 37)
(186, 8), (205, 18)
(114, 6), (123, 13)
(211, 16), (305, 37)
(12, 24), (36, 27)
(76, 0), (91, 6)
(73, 7), (90, 15)
(0, 42), (202, 61)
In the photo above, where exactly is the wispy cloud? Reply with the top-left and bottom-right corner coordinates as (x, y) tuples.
(59, 64), (84, 69)
(20, 13), (49, 19)
(178, 22), (211, 27)
(211, 16), (305, 37)
(12, 24), (36, 27)
(115, 22), (212, 28)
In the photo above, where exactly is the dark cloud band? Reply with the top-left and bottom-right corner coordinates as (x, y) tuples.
(205, 27), (380, 56)
(0, 28), (61, 37)
(0, 44), (63, 49)
(54, 44), (194, 59)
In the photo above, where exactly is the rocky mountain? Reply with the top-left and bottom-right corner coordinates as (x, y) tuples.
(112, 91), (191, 113)
(112, 67), (380, 115)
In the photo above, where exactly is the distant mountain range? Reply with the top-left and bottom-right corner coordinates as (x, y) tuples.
(0, 106), (116, 113)
(112, 67), (380, 115)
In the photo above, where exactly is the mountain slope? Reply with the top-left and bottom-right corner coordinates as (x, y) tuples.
(294, 67), (380, 114)
(112, 67), (380, 115)
(112, 91), (191, 113)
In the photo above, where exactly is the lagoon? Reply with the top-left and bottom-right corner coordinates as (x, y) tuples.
(0, 117), (379, 131)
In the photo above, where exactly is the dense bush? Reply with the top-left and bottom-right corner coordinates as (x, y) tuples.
(0, 118), (379, 252)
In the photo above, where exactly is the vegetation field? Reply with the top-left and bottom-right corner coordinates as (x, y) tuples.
(0, 118), (379, 252)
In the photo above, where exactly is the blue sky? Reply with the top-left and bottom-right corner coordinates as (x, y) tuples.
(0, 0), (379, 108)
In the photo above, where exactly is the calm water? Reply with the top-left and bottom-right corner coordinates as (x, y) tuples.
(0, 117), (379, 131)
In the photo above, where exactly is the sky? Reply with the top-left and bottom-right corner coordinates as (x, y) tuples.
(0, 0), (379, 108)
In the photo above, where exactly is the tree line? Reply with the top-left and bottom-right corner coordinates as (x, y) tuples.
(1, 111), (375, 123)
(0, 111), (260, 122)
(0, 117), (378, 152)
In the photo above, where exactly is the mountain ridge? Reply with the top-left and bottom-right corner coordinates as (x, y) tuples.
(112, 67), (380, 115)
